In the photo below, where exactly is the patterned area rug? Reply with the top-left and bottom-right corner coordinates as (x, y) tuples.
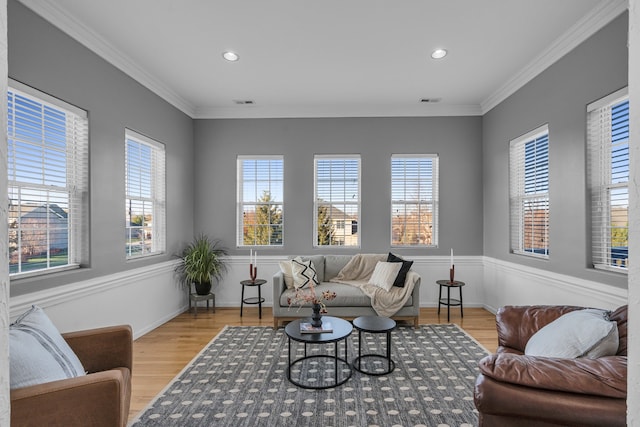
(129, 324), (489, 427)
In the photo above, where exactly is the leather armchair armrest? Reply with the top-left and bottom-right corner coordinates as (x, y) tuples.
(478, 352), (627, 398)
(11, 369), (130, 427)
(63, 325), (133, 373)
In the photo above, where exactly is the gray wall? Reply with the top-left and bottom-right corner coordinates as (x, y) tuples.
(194, 116), (483, 257)
(482, 13), (628, 288)
(8, 0), (195, 296)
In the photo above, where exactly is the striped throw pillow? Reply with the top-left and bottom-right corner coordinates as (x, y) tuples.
(9, 305), (86, 390)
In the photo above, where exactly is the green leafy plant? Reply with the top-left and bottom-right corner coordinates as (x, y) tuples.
(175, 234), (228, 294)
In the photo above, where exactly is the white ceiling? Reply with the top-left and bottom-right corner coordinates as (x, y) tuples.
(20, 0), (627, 119)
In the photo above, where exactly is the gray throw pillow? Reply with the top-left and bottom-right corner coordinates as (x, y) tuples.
(524, 308), (619, 359)
(9, 305), (86, 390)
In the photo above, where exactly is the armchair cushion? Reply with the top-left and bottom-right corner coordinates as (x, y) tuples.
(10, 305), (86, 390)
(524, 308), (619, 358)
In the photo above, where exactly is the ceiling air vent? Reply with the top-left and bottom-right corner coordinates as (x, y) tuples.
(233, 100), (255, 105)
(420, 98), (441, 103)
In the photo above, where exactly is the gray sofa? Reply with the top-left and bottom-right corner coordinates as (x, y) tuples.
(272, 254), (421, 328)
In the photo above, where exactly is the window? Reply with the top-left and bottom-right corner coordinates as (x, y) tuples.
(125, 129), (166, 258)
(314, 155), (361, 247)
(509, 125), (550, 258)
(587, 88), (629, 272)
(237, 156), (284, 246)
(7, 80), (89, 276)
(391, 154), (439, 246)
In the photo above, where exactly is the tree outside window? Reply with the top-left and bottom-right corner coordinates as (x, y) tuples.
(238, 156), (284, 247)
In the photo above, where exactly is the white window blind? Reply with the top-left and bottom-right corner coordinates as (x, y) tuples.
(391, 154), (439, 247)
(509, 125), (550, 258)
(237, 156), (284, 247)
(587, 87), (629, 272)
(314, 155), (361, 247)
(7, 80), (89, 277)
(125, 129), (166, 258)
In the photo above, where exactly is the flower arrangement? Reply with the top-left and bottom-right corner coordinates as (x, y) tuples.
(287, 281), (337, 314)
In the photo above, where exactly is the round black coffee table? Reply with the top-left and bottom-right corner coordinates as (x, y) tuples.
(352, 316), (396, 375)
(285, 316), (353, 389)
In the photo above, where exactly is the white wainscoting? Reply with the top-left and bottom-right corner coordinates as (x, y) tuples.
(482, 256), (628, 313)
(8, 255), (628, 339)
(9, 261), (186, 339)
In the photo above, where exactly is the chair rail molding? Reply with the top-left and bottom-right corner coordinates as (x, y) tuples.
(482, 256), (628, 313)
(9, 260), (184, 339)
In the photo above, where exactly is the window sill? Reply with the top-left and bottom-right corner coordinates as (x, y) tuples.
(10, 264), (80, 281)
(126, 252), (165, 262)
(512, 250), (549, 260)
(593, 263), (628, 275)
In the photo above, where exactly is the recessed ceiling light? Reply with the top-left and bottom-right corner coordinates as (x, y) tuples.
(222, 51), (239, 62)
(431, 49), (447, 60)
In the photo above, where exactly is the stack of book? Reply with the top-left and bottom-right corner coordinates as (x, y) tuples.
(299, 321), (333, 334)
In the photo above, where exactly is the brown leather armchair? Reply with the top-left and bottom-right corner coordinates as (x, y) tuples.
(11, 324), (133, 427)
(474, 305), (627, 427)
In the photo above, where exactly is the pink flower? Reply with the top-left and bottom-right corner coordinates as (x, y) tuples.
(288, 281), (337, 313)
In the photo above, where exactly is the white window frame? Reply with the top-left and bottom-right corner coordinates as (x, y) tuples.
(390, 154), (439, 247)
(236, 155), (284, 247)
(509, 124), (550, 259)
(587, 87), (629, 273)
(314, 154), (361, 248)
(125, 129), (166, 259)
(7, 79), (89, 278)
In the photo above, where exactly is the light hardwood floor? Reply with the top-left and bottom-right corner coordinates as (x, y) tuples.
(129, 306), (498, 422)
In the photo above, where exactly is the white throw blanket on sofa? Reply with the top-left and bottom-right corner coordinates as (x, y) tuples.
(329, 254), (417, 317)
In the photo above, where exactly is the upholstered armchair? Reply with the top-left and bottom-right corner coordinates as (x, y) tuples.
(474, 305), (627, 427)
(11, 324), (133, 427)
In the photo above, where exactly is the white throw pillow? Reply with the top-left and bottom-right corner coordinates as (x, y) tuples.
(525, 308), (619, 359)
(291, 257), (319, 289)
(368, 261), (402, 292)
(278, 260), (295, 289)
(9, 305), (86, 390)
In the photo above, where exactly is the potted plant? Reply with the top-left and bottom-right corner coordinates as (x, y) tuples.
(175, 234), (228, 295)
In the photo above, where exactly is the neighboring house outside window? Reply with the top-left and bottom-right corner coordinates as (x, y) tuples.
(237, 156), (284, 247)
(587, 88), (629, 272)
(7, 80), (89, 277)
(509, 125), (550, 258)
(314, 155), (361, 247)
(125, 129), (166, 258)
(391, 154), (439, 247)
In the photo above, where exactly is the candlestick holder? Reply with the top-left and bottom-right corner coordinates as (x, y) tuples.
(449, 265), (455, 284)
(249, 263), (257, 282)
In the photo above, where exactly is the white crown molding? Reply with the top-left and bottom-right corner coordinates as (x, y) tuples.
(18, 0), (197, 117)
(19, 0), (628, 120)
(481, 0), (629, 114)
(194, 103), (483, 119)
